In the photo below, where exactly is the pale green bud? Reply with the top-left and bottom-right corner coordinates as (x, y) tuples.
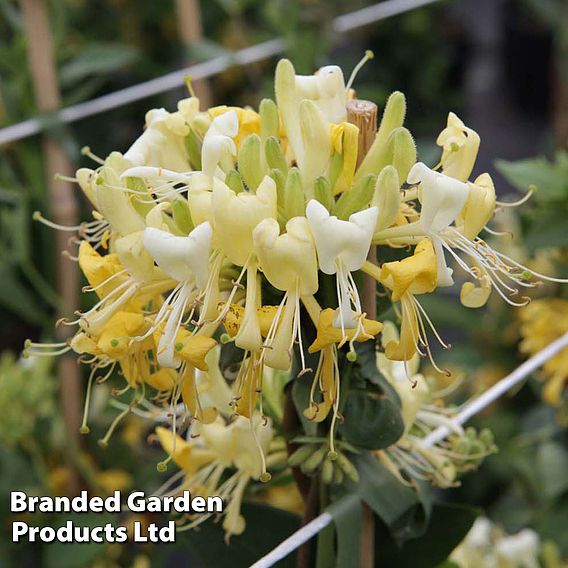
(336, 452), (360, 484)
(260, 98), (280, 141)
(288, 444), (318, 467)
(373, 165), (401, 231)
(238, 134), (264, 191)
(265, 136), (288, 174)
(314, 176), (333, 212)
(356, 91), (407, 181)
(332, 463), (345, 485)
(191, 113), (211, 138)
(270, 168), (286, 204)
(333, 173), (376, 220)
(184, 127), (202, 170)
(226, 169), (246, 194)
(321, 459), (334, 484)
(329, 152), (343, 193)
(301, 445), (327, 474)
(172, 197), (194, 234)
(385, 127), (416, 182)
(282, 167), (305, 220)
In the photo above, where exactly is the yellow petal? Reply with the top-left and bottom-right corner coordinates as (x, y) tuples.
(177, 333), (218, 372)
(303, 347), (335, 422)
(97, 311), (147, 358)
(78, 241), (124, 299)
(180, 366), (218, 424)
(460, 276), (491, 309)
(145, 368), (177, 391)
(385, 295), (418, 361)
(155, 426), (215, 474)
(222, 303), (279, 338)
(308, 308), (382, 353)
(380, 239), (437, 302)
(330, 122), (359, 195)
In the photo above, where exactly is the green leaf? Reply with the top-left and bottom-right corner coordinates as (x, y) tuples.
(536, 442), (568, 500)
(60, 43), (139, 85)
(340, 388), (404, 449)
(326, 493), (363, 568)
(178, 502), (301, 568)
(374, 503), (479, 567)
(495, 155), (568, 202)
(0, 265), (48, 324)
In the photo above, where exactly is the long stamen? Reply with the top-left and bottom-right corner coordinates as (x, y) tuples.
(345, 50), (374, 91)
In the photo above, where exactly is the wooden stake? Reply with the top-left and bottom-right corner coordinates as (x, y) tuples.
(19, 0), (81, 492)
(175, 0), (213, 108)
(347, 98), (378, 568)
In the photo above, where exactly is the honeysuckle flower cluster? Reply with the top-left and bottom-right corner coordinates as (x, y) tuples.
(25, 56), (564, 538)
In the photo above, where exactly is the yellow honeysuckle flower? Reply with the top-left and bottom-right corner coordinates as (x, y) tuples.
(375, 239), (449, 369)
(145, 368), (177, 392)
(173, 329), (217, 372)
(222, 304), (279, 338)
(436, 112), (480, 182)
(209, 106), (261, 147)
(78, 241), (125, 299)
(519, 298), (568, 405)
(330, 122), (359, 195)
(308, 308), (382, 353)
(97, 311), (147, 358)
(156, 426), (217, 474)
(457, 173), (496, 241)
(379, 238), (438, 302)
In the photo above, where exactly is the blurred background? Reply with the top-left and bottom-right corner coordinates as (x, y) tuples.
(1, 0), (568, 566)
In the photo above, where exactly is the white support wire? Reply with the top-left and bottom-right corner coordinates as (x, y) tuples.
(0, 0), (441, 147)
(250, 332), (568, 568)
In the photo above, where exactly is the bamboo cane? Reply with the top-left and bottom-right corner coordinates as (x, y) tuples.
(347, 98), (378, 568)
(174, 0), (213, 108)
(19, 0), (81, 492)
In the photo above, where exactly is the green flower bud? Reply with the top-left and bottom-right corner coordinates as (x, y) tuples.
(479, 428), (495, 448)
(191, 113), (211, 138)
(385, 127), (416, 183)
(333, 174), (376, 220)
(282, 167), (305, 221)
(301, 445), (328, 474)
(238, 134), (264, 191)
(226, 169), (246, 194)
(172, 197), (194, 234)
(329, 152), (344, 193)
(265, 136), (288, 174)
(332, 463), (345, 485)
(336, 452), (360, 483)
(260, 98), (280, 141)
(321, 459), (334, 485)
(373, 165), (401, 231)
(356, 91), (406, 181)
(288, 444), (318, 467)
(184, 127), (202, 170)
(314, 176), (333, 212)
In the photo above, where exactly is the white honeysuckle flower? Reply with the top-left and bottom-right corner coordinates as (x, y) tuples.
(495, 529), (540, 568)
(436, 112), (480, 182)
(253, 216), (318, 370)
(212, 175), (277, 267)
(306, 199), (378, 331)
(141, 222), (213, 368)
(409, 162), (470, 234)
(306, 199), (377, 274)
(275, 60), (341, 187)
(201, 109), (238, 180)
(143, 223), (211, 288)
(124, 106), (192, 172)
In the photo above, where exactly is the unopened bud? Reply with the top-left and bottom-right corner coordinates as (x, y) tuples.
(321, 459), (334, 484)
(314, 176), (333, 212)
(184, 127), (202, 170)
(374, 165), (401, 231)
(385, 127), (416, 183)
(265, 137), (288, 174)
(336, 452), (360, 483)
(288, 444), (318, 467)
(238, 134), (263, 191)
(260, 99), (280, 141)
(301, 445), (328, 474)
(333, 174), (376, 220)
(332, 463), (345, 485)
(282, 167), (305, 221)
(356, 91), (407, 180)
(172, 197), (194, 234)
(226, 169), (246, 194)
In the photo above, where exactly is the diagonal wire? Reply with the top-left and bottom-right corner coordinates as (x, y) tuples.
(0, 0), (442, 147)
(250, 331), (568, 568)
